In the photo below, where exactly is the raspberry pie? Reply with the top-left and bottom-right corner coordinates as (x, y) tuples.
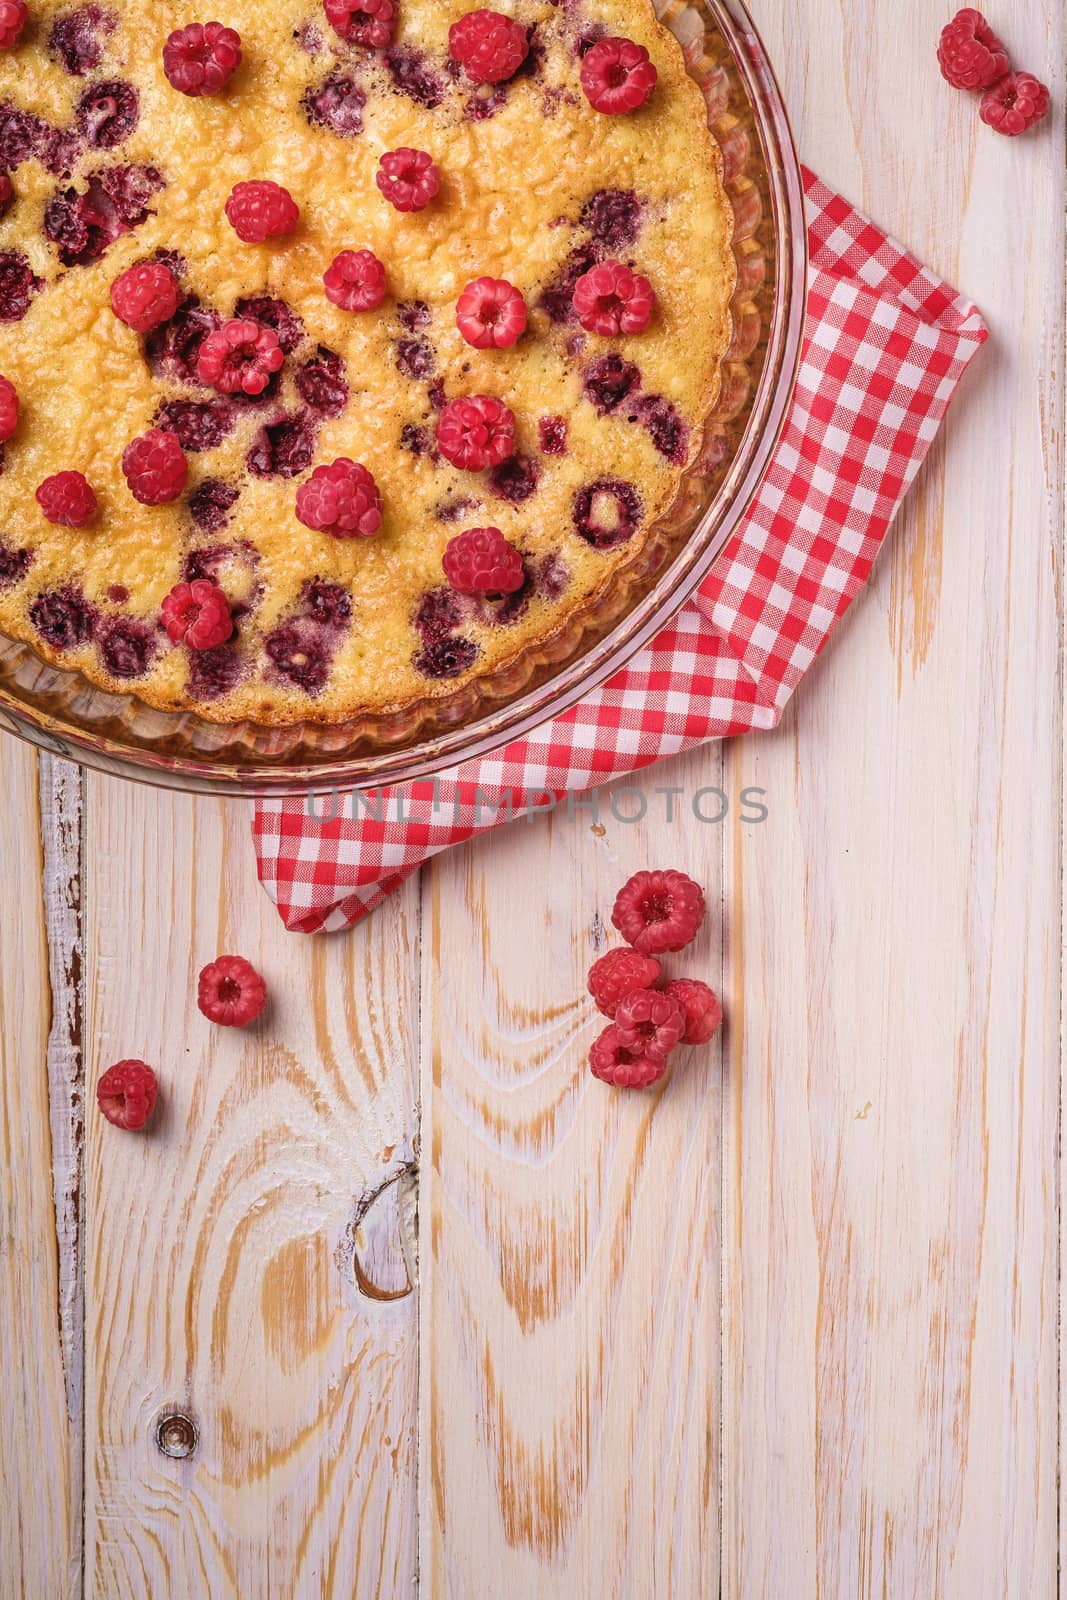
(0, 0), (734, 725)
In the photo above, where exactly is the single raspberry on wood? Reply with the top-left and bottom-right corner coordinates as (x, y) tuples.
(197, 318), (284, 395)
(611, 868), (705, 955)
(0, 0), (27, 49)
(122, 427), (188, 504)
(456, 277), (527, 349)
(0, 373), (18, 441)
(980, 71), (1050, 135)
(449, 9), (529, 84)
(324, 248), (387, 311)
(36, 470), (97, 528)
(573, 260), (654, 336)
(161, 578), (233, 649)
(587, 947), (661, 1017)
(613, 987), (684, 1062)
(376, 148), (440, 213)
(588, 1024), (666, 1090)
(323, 0), (396, 48)
(96, 1059), (159, 1130)
(580, 37), (657, 115)
(110, 260), (181, 333)
(163, 21), (242, 95)
(225, 179), (299, 242)
(198, 954), (267, 1027)
(436, 394), (516, 472)
(662, 978), (723, 1045)
(442, 526), (524, 595)
(937, 9), (1009, 91)
(296, 458), (383, 537)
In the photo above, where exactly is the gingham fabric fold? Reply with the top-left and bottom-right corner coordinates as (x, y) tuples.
(253, 168), (988, 933)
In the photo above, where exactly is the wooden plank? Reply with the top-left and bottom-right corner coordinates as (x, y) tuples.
(420, 760), (725, 1597)
(0, 745), (83, 1600)
(1061, 242), (1067, 1600)
(80, 781), (420, 1598)
(722, 2), (1065, 1594)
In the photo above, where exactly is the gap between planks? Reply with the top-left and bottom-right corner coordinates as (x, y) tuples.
(38, 753), (87, 1600)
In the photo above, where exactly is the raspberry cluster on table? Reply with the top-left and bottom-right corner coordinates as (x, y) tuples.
(95, 871), (723, 1133)
(586, 869), (722, 1090)
(937, 8), (1050, 136)
(0, 3), (667, 665)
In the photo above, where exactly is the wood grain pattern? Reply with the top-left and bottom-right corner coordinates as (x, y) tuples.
(80, 781), (421, 1598)
(720, 2), (1065, 1595)
(0, 746), (83, 1600)
(419, 760), (726, 1598)
(0, 0), (1064, 1594)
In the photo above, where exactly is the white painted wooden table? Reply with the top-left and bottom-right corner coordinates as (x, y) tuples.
(2, 2), (1064, 1594)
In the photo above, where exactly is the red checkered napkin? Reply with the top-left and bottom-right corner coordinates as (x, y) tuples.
(254, 168), (987, 933)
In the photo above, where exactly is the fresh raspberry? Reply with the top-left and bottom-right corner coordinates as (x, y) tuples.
(980, 71), (1050, 135)
(937, 9), (1009, 91)
(588, 1024), (665, 1090)
(122, 427), (188, 505)
(442, 526), (523, 595)
(580, 37), (657, 115)
(163, 21), (242, 95)
(611, 868), (706, 955)
(456, 276), (527, 349)
(225, 179), (300, 243)
(0, 373), (17, 442)
(614, 986), (685, 1063)
(662, 978), (723, 1045)
(295, 458), (383, 538)
(323, 248), (387, 311)
(449, 9), (529, 84)
(587, 947), (661, 1017)
(436, 394), (516, 472)
(376, 148), (440, 213)
(96, 1059), (159, 1130)
(161, 578), (233, 649)
(0, 172), (12, 217)
(0, 0), (27, 49)
(323, 0), (396, 48)
(197, 954), (267, 1027)
(36, 471), (97, 528)
(573, 260), (654, 336)
(196, 318), (284, 395)
(109, 259), (181, 333)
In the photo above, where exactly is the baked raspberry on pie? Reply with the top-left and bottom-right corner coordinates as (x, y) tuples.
(0, 0), (734, 725)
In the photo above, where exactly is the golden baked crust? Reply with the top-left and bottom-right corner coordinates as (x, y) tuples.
(0, 0), (735, 724)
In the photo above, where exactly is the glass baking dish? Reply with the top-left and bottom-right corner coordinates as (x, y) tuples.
(0, 0), (806, 795)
